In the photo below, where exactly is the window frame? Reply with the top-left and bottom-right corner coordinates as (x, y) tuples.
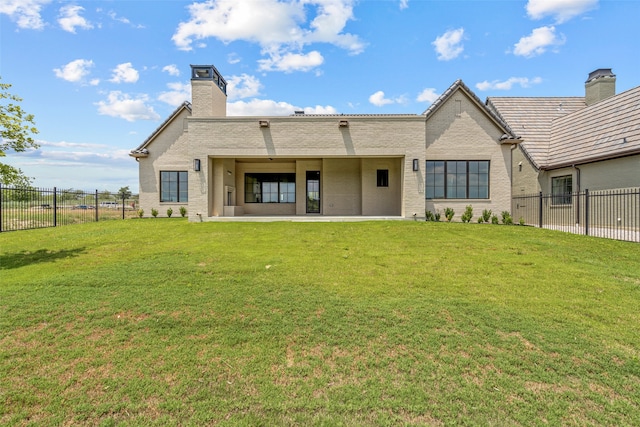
(244, 173), (296, 204)
(551, 175), (573, 205)
(425, 160), (490, 200)
(376, 169), (389, 187)
(160, 171), (188, 203)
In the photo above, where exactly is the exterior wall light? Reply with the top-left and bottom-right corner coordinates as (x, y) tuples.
(193, 159), (201, 171)
(259, 120), (270, 128)
(339, 120), (349, 127)
(413, 159), (419, 171)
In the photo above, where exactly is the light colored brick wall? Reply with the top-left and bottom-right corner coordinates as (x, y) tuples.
(512, 147), (541, 195)
(425, 88), (514, 221)
(137, 109), (190, 217)
(323, 158), (362, 215)
(191, 80), (226, 118)
(361, 158), (402, 216)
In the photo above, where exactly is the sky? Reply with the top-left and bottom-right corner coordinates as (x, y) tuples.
(1, 0), (639, 193)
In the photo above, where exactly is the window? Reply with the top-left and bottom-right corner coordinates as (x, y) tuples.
(160, 171), (188, 202)
(551, 175), (572, 205)
(245, 173), (296, 203)
(377, 169), (389, 187)
(425, 161), (489, 199)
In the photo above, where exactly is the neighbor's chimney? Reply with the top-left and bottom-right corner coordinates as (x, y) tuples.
(190, 65), (227, 117)
(585, 68), (616, 106)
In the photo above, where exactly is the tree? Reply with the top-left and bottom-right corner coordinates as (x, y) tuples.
(0, 79), (39, 186)
(117, 186), (132, 200)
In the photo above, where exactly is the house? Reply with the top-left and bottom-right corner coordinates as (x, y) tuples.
(487, 69), (640, 199)
(131, 64), (521, 221)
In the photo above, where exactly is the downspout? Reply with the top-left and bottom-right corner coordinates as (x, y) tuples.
(573, 165), (581, 225)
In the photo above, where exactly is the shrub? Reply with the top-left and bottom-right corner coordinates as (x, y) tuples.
(461, 205), (473, 223)
(519, 217), (526, 226)
(179, 206), (187, 217)
(444, 207), (455, 222)
(425, 210), (435, 221)
(434, 212), (441, 222)
(491, 215), (499, 225)
(477, 217), (483, 223)
(137, 209), (144, 218)
(501, 210), (513, 225)
(151, 208), (158, 218)
(481, 209), (492, 223)
(167, 207), (173, 218)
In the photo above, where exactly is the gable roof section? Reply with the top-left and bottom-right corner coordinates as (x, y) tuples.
(424, 79), (520, 142)
(486, 97), (585, 169)
(130, 101), (192, 158)
(546, 86), (640, 168)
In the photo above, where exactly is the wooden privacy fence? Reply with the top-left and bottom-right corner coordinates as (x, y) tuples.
(513, 188), (640, 243)
(0, 186), (138, 232)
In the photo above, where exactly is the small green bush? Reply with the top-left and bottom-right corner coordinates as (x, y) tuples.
(444, 207), (455, 222)
(477, 217), (483, 223)
(501, 210), (513, 225)
(481, 209), (492, 223)
(425, 210), (435, 221)
(461, 205), (473, 223)
(167, 207), (173, 218)
(151, 208), (158, 218)
(180, 206), (187, 217)
(137, 209), (144, 218)
(491, 215), (499, 225)
(519, 217), (526, 226)
(434, 212), (441, 222)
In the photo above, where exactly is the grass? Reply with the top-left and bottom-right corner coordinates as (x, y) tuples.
(1, 220), (639, 426)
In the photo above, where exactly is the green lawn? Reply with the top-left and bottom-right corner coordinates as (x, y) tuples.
(1, 220), (639, 426)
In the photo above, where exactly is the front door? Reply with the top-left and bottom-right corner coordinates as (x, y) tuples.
(306, 171), (320, 214)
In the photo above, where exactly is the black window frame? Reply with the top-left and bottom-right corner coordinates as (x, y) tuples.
(425, 160), (490, 200)
(377, 169), (389, 187)
(244, 173), (296, 204)
(160, 171), (188, 203)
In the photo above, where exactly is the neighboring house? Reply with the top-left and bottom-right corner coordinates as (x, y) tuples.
(488, 69), (640, 200)
(131, 64), (521, 221)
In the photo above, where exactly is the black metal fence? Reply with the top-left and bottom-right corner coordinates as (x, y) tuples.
(0, 186), (138, 232)
(513, 188), (640, 243)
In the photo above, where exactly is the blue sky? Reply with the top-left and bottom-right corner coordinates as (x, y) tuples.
(1, 0), (638, 193)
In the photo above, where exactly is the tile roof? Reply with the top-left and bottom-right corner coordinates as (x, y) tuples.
(486, 97), (586, 168)
(547, 86), (640, 168)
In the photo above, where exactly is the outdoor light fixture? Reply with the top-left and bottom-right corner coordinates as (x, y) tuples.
(413, 159), (419, 171)
(193, 159), (201, 171)
(259, 120), (270, 128)
(339, 120), (349, 127)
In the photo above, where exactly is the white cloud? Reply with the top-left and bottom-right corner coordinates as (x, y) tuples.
(53, 59), (94, 83)
(369, 91), (406, 107)
(512, 26), (565, 58)
(258, 50), (324, 73)
(0, 0), (51, 30)
(158, 82), (191, 107)
(96, 91), (160, 122)
(162, 64), (181, 76)
(227, 53), (242, 64)
(172, 0), (364, 72)
(399, 0), (409, 10)
(475, 77), (543, 91)
(227, 99), (337, 116)
(58, 4), (93, 33)
(526, 0), (598, 23)
(432, 28), (465, 61)
(226, 74), (262, 101)
(416, 88), (439, 103)
(109, 63), (139, 84)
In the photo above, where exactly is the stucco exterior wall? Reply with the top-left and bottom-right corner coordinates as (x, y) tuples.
(137, 108), (190, 217)
(425, 89), (514, 221)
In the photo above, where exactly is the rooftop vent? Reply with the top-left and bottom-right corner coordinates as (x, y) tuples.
(586, 68), (615, 83)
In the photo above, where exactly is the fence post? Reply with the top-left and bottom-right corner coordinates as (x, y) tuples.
(0, 184), (3, 233)
(95, 190), (99, 222)
(53, 187), (57, 227)
(122, 195), (126, 220)
(585, 189), (589, 236)
(538, 191), (543, 228)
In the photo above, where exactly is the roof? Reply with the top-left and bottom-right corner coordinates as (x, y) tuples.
(130, 101), (191, 157)
(425, 80), (520, 141)
(547, 86), (640, 168)
(486, 97), (586, 168)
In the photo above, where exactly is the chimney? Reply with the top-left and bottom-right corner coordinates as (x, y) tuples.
(190, 65), (227, 117)
(585, 68), (616, 106)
